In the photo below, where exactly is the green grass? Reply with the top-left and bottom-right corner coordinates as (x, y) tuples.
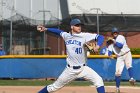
(0, 80), (140, 86)
(0, 80), (52, 86)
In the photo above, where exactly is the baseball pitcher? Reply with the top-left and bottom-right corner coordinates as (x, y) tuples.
(37, 19), (105, 93)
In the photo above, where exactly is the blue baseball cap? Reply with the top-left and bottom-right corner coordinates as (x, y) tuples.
(70, 19), (83, 26)
(112, 27), (119, 33)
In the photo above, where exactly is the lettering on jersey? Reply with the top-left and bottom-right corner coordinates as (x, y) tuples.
(65, 40), (81, 46)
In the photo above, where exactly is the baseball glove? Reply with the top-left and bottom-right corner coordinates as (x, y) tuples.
(84, 40), (96, 53)
(106, 37), (114, 46)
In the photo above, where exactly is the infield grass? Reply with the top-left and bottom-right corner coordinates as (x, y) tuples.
(0, 80), (140, 86)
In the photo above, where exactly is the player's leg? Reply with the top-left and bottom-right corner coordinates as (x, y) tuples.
(77, 66), (105, 93)
(125, 52), (136, 85)
(115, 57), (125, 93)
(38, 67), (77, 93)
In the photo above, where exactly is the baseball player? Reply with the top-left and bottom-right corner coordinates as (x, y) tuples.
(37, 19), (105, 93)
(104, 27), (136, 93)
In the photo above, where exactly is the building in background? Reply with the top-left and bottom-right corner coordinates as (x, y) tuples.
(0, 0), (140, 55)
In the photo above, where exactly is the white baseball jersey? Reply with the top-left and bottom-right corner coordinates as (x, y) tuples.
(108, 35), (130, 56)
(45, 29), (104, 93)
(60, 32), (98, 66)
(107, 35), (132, 75)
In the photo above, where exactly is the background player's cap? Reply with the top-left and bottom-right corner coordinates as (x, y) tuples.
(112, 27), (119, 33)
(70, 19), (83, 26)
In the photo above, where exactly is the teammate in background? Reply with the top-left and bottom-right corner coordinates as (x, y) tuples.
(37, 19), (105, 93)
(0, 44), (6, 56)
(104, 27), (136, 93)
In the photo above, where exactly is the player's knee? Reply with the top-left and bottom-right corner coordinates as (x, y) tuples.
(115, 71), (122, 76)
(115, 73), (121, 76)
(94, 76), (104, 87)
(126, 66), (132, 69)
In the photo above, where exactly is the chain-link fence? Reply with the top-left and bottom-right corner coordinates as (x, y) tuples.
(0, 13), (60, 55)
(1, 13), (140, 55)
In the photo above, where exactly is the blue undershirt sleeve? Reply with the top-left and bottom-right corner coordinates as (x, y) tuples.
(97, 35), (104, 46)
(108, 50), (113, 56)
(115, 42), (123, 49)
(47, 28), (64, 36)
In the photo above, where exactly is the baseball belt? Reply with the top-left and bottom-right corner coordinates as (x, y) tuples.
(118, 51), (130, 57)
(67, 64), (86, 69)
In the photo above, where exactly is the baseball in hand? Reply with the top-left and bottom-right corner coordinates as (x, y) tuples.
(38, 27), (40, 30)
(37, 25), (46, 32)
(37, 26), (42, 31)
